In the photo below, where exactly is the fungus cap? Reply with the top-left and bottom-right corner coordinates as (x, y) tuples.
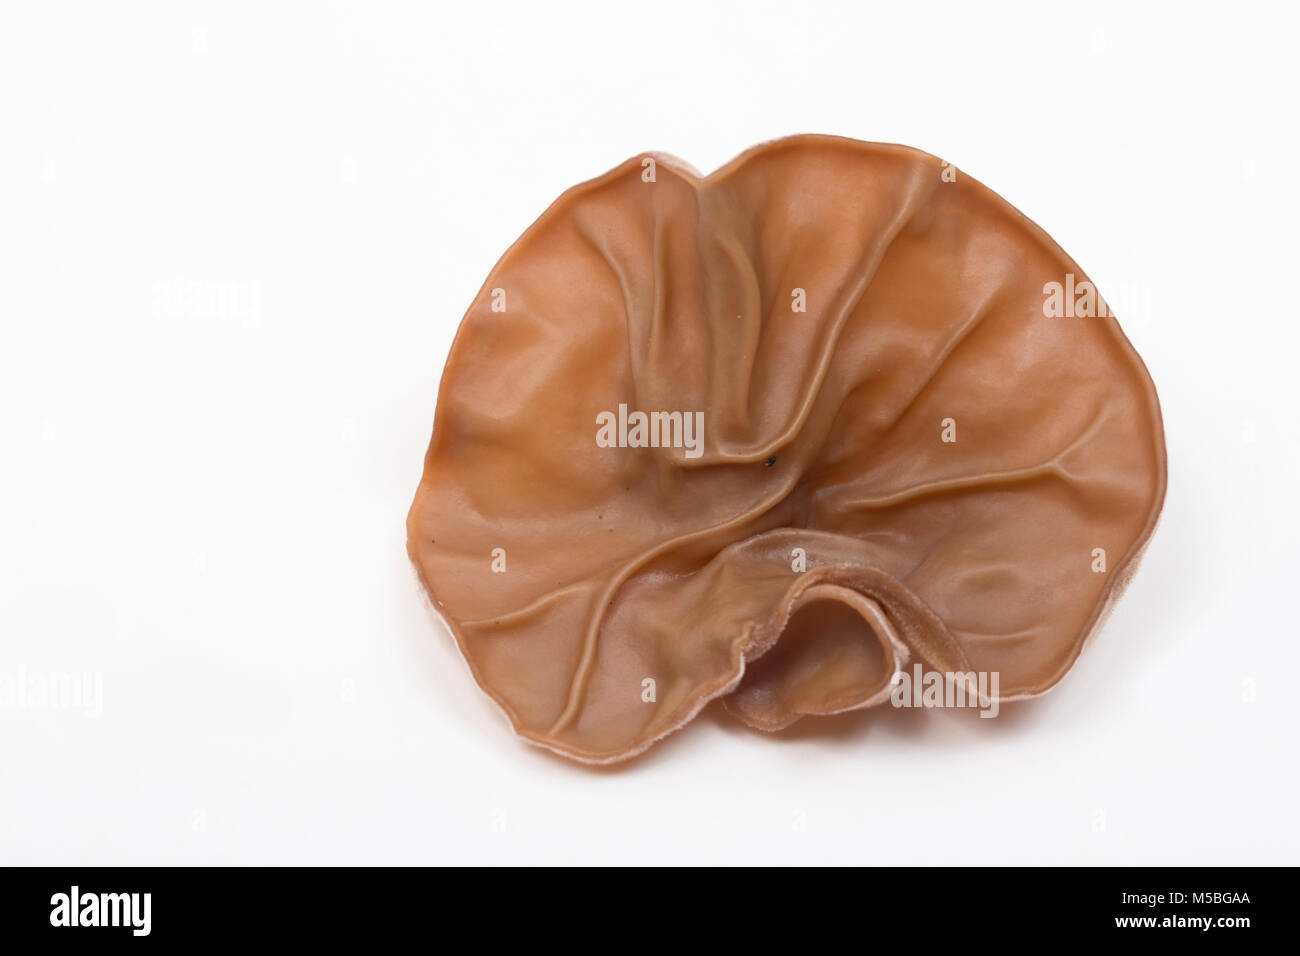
(407, 135), (1167, 764)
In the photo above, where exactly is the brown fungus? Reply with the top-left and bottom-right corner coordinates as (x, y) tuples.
(407, 135), (1167, 764)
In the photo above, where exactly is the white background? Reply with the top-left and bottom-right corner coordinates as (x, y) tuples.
(2, 1), (1297, 865)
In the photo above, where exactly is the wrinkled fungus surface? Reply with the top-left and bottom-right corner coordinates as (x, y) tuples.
(407, 135), (1167, 764)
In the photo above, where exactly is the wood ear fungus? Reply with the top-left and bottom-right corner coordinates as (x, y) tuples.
(407, 135), (1166, 764)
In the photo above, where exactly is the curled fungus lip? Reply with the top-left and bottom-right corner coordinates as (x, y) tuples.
(407, 134), (1167, 765)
